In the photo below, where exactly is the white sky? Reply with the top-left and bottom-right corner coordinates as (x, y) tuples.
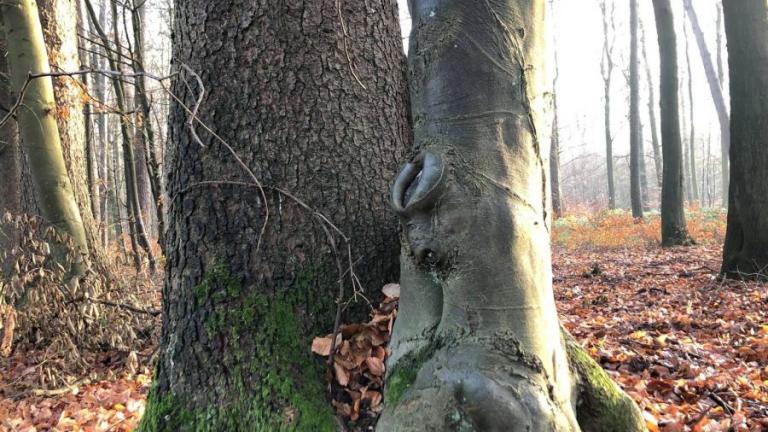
(395, 0), (726, 164)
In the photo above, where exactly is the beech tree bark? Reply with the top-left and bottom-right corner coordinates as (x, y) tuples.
(652, 0), (691, 247)
(138, 0), (410, 430)
(721, 0), (768, 279)
(629, 0), (643, 218)
(1, 0), (89, 269)
(378, 1), (645, 430)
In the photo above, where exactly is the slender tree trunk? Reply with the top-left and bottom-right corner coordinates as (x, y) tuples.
(629, 0), (643, 218)
(683, 20), (699, 202)
(94, 0), (108, 248)
(139, 0), (411, 429)
(600, 0), (617, 209)
(684, 0), (729, 208)
(0, 36), (20, 216)
(680, 79), (693, 204)
(550, 36), (563, 218)
(652, 0), (690, 247)
(639, 124), (649, 209)
(130, 0), (165, 247)
(1, 0), (89, 271)
(84, 0), (154, 271)
(640, 21), (663, 188)
(720, 0), (768, 279)
(379, 1), (645, 430)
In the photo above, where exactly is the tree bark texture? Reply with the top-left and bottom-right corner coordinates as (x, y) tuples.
(139, 0), (410, 430)
(629, 0), (643, 218)
(652, 0), (690, 247)
(0, 35), (20, 216)
(1, 0), (89, 267)
(684, 0), (729, 208)
(721, 0), (768, 279)
(378, 1), (645, 430)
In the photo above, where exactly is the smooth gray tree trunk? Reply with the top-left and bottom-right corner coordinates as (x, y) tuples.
(379, 1), (645, 430)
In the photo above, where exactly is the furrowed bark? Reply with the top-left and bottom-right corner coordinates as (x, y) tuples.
(379, 1), (645, 430)
(652, 0), (691, 247)
(138, 0), (410, 430)
(720, 0), (768, 279)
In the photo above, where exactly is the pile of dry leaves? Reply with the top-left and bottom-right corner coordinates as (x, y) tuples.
(311, 283), (399, 430)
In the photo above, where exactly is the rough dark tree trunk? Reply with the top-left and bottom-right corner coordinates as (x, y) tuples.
(652, 0), (690, 247)
(684, 0), (729, 208)
(721, 0), (768, 279)
(629, 0), (643, 218)
(600, 0), (617, 209)
(378, 1), (645, 430)
(138, 0), (410, 430)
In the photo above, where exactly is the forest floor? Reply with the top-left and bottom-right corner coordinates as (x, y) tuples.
(2, 209), (767, 431)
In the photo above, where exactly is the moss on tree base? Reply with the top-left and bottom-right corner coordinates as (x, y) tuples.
(138, 263), (337, 432)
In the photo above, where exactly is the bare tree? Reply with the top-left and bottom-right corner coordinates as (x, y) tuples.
(600, 0), (617, 209)
(629, 0), (643, 217)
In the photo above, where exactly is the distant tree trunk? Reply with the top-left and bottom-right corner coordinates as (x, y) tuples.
(652, 0), (690, 247)
(0, 36), (20, 215)
(721, 0), (768, 279)
(639, 124), (649, 209)
(130, 0), (164, 247)
(684, 0), (729, 208)
(93, 0), (108, 248)
(640, 21), (662, 188)
(1, 0), (89, 270)
(680, 78), (693, 204)
(138, 0), (411, 429)
(551, 38), (563, 218)
(683, 20), (699, 203)
(75, 1), (99, 225)
(600, 0), (617, 209)
(629, 0), (643, 218)
(379, 1), (645, 430)
(84, 0), (155, 271)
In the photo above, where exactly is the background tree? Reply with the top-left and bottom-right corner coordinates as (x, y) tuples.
(378, 0), (645, 430)
(721, 0), (768, 279)
(683, 20), (699, 203)
(640, 20), (662, 188)
(629, 0), (643, 218)
(600, 0), (617, 209)
(652, 0), (690, 247)
(138, 0), (410, 429)
(1, 0), (89, 269)
(684, 0), (729, 207)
